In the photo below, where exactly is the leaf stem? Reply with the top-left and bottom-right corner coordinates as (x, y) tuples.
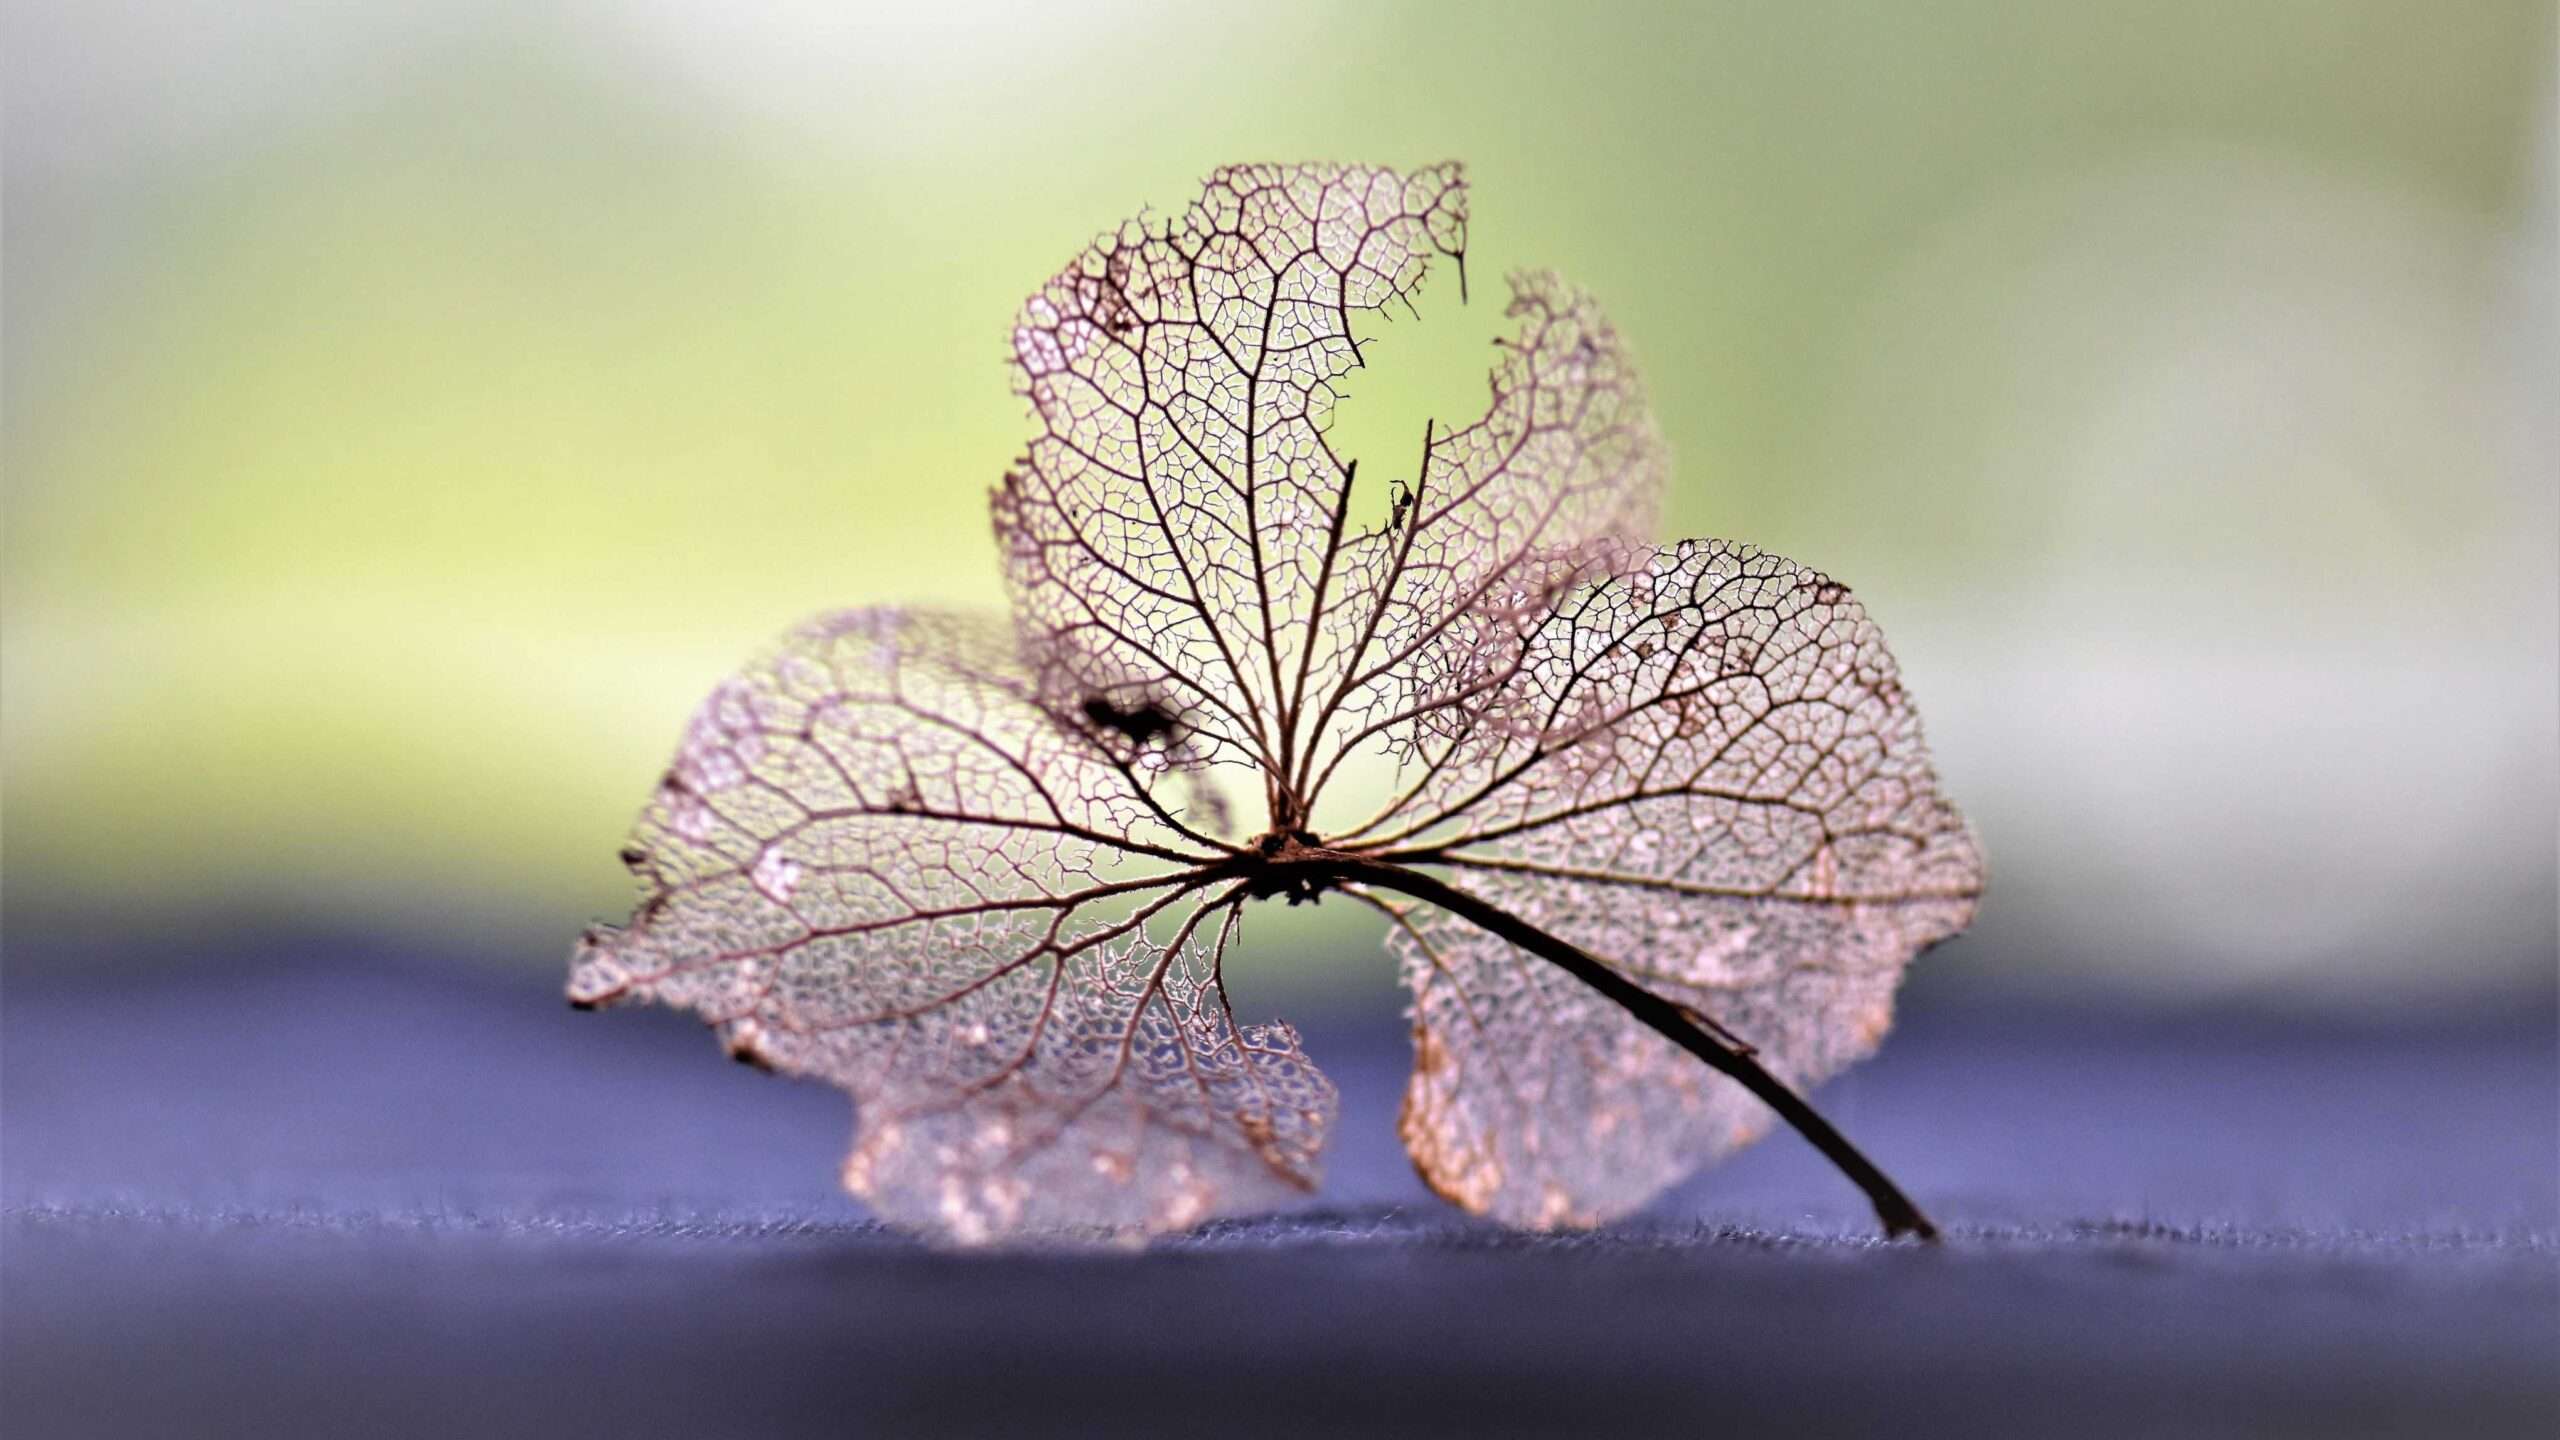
(1339, 857), (1940, 1241)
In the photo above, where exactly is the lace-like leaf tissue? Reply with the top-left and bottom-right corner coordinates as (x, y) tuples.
(571, 163), (1982, 1245)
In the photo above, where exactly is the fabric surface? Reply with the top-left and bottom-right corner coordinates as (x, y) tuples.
(3, 944), (2553, 1438)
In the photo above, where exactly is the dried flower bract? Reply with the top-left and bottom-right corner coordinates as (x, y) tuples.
(571, 163), (1982, 1244)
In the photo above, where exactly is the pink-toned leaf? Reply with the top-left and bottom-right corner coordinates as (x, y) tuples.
(1356, 541), (1980, 1226)
(577, 161), (1980, 1245)
(569, 610), (1332, 1241)
(993, 163), (1468, 798)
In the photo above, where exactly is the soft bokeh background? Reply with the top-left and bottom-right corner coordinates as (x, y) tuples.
(7, 0), (2554, 1013)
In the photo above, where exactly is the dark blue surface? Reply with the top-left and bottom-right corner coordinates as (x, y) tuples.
(4, 947), (2554, 1438)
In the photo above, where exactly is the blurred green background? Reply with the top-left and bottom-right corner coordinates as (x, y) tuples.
(6, 1), (2553, 1008)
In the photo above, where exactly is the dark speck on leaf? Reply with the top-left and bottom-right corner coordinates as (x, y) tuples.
(1081, 696), (1179, 747)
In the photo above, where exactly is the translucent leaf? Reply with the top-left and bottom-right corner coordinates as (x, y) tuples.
(1350, 542), (1979, 1226)
(570, 611), (1333, 1241)
(993, 163), (1469, 785)
(576, 162), (1981, 1245)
